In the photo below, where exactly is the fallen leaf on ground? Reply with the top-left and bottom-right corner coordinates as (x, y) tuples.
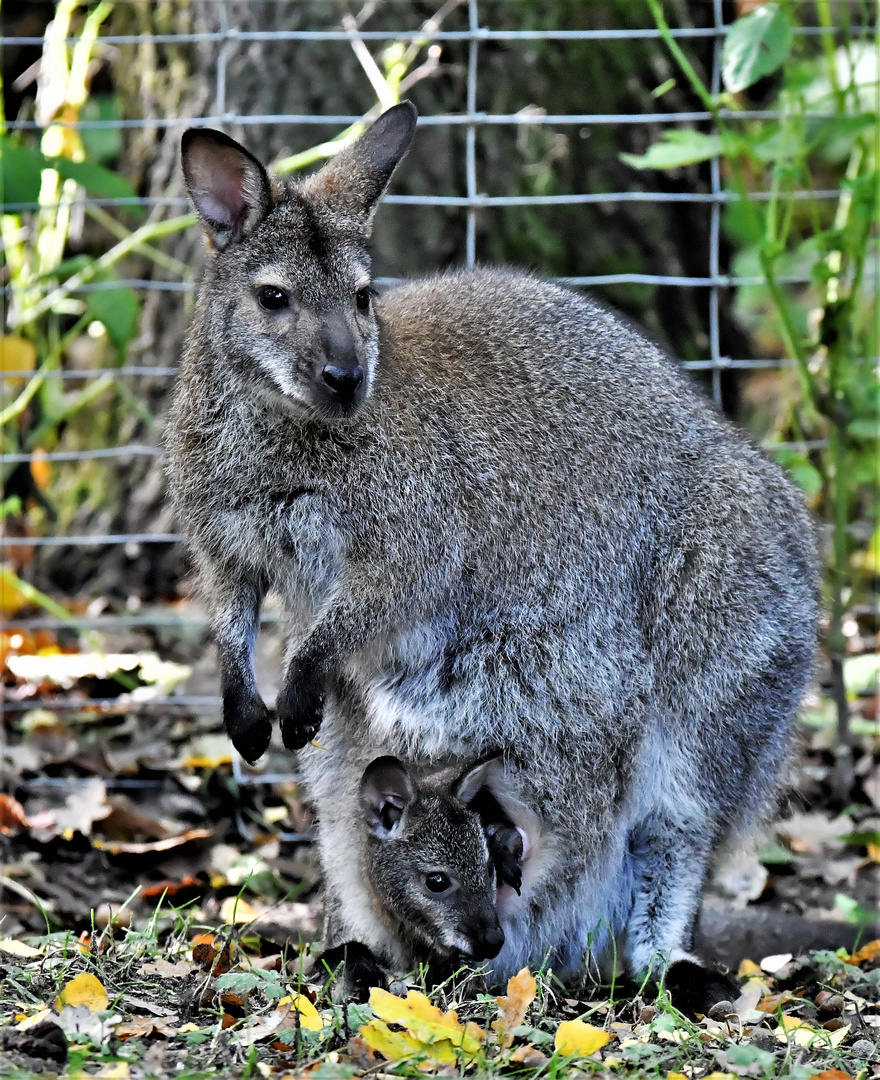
(56, 1004), (121, 1042)
(0, 793), (29, 832)
(138, 958), (196, 979)
(847, 938), (880, 965)
(554, 1018), (612, 1057)
(363, 987), (485, 1065)
(93, 828), (212, 855)
(359, 1019), (451, 1067)
(55, 972), (109, 1012)
(276, 994), (327, 1033)
(760, 952), (793, 974)
(0, 937), (43, 958)
(219, 896), (262, 924)
(809, 1071), (853, 1080)
(234, 1000), (295, 1047)
(773, 1015), (850, 1047)
(492, 967), (537, 1048)
(510, 1043), (549, 1066)
(115, 1017), (177, 1040)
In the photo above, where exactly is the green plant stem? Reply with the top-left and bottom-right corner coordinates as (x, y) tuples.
(0, 372), (45, 427)
(643, 0), (719, 117)
(757, 247), (819, 408)
(86, 204), (193, 279)
(13, 213), (197, 327)
(25, 373), (115, 450)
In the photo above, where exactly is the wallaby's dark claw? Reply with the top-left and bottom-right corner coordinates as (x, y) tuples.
(662, 959), (739, 1019)
(318, 941), (389, 1003)
(277, 662), (326, 750)
(223, 690), (273, 764)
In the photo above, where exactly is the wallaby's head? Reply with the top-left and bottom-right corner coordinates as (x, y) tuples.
(180, 103), (417, 420)
(360, 756), (506, 963)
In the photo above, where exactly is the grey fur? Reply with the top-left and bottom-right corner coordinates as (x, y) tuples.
(167, 102), (818, 988)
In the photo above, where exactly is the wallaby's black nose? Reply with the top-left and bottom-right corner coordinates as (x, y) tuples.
(478, 925), (505, 959)
(322, 364), (363, 398)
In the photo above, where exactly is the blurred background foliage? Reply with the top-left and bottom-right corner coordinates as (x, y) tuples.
(1, 0), (877, 752)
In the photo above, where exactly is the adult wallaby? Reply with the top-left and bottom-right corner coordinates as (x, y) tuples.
(319, 755), (523, 1001)
(167, 102), (817, 1004)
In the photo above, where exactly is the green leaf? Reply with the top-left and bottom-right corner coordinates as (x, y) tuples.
(1, 134), (137, 207)
(620, 130), (721, 171)
(722, 3), (793, 94)
(1, 139), (45, 204)
(79, 95), (124, 164)
(87, 284), (140, 358)
(49, 155), (136, 200)
(844, 652), (880, 696)
(781, 457), (822, 496)
(848, 417), (879, 440)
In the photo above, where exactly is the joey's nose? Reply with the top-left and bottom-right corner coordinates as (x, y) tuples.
(477, 924), (505, 959)
(322, 364), (363, 399)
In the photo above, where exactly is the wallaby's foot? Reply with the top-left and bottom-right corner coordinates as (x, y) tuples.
(662, 959), (738, 1019)
(277, 661), (326, 750)
(318, 941), (390, 1003)
(223, 689), (272, 764)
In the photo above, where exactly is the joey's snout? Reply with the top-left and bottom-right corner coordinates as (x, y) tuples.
(476, 922), (505, 959)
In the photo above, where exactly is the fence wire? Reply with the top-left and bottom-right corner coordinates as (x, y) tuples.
(0, 2), (854, 785)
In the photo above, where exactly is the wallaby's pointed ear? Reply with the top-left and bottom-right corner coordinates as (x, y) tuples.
(360, 756), (417, 836)
(181, 128), (274, 251)
(302, 102), (417, 231)
(454, 755), (502, 806)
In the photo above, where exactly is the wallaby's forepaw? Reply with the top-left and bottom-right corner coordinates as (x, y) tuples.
(223, 690), (273, 764)
(277, 661), (326, 750)
(663, 959), (738, 1019)
(318, 941), (389, 1004)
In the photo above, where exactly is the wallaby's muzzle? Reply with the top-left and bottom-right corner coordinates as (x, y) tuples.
(315, 314), (367, 414)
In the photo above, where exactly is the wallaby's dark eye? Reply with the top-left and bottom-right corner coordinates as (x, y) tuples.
(257, 285), (289, 311)
(355, 287), (371, 312)
(425, 873), (452, 894)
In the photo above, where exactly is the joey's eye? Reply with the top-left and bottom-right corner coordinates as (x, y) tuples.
(355, 287), (371, 312)
(257, 286), (289, 311)
(425, 873), (452, 894)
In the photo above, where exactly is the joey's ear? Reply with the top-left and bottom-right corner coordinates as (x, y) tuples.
(181, 128), (274, 250)
(301, 102), (417, 232)
(454, 755), (502, 806)
(360, 756), (417, 836)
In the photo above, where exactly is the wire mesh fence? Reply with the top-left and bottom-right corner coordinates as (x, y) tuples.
(1, 1), (869, 788)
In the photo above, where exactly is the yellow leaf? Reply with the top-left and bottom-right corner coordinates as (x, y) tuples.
(16, 1009), (52, 1030)
(667, 1074), (689, 1080)
(493, 967), (537, 1048)
(554, 1018), (612, 1057)
(359, 1019), (458, 1067)
(0, 336), (37, 378)
(737, 958), (762, 977)
(276, 993), (326, 1032)
(0, 938), (43, 958)
(219, 896), (260, 924)
(368, 987), (485, 1055)
(773, 1018), (850, 1048)
(55, 972), (109, 1012)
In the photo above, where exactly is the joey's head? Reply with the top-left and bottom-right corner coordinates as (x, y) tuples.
(359, 757), (505, 963)
(180, 103), (417, 421)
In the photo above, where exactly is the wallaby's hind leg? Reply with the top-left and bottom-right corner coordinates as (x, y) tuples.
(624, 813), (713, 977)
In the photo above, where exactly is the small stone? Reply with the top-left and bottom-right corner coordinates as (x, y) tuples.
(707, 1000), (735, 1021)
(94, 903), (132, 930)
